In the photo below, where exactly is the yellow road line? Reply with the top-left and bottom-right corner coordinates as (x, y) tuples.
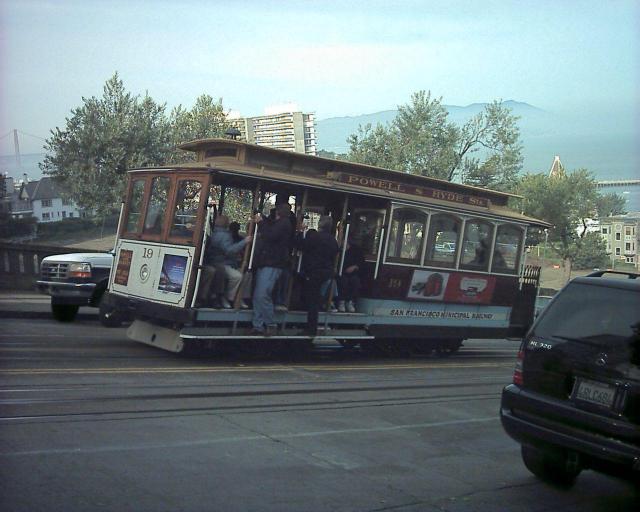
(0, 362), (510, 375)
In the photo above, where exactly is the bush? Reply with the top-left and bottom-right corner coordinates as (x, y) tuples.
(0, 212), (37, 238)
(36, 217), (96, 238)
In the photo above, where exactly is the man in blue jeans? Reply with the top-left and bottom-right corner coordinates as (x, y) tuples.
(250, 203), (293, 335)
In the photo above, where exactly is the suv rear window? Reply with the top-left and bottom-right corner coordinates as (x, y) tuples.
(532, 282), (639, 344)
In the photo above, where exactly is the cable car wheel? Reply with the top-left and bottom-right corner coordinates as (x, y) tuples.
(434, 338), (463, 356)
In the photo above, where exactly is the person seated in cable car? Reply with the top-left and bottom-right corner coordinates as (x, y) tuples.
(208, 215), (253, 309)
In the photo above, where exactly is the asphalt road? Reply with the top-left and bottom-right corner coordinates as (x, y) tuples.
(0, 318), (637, 512)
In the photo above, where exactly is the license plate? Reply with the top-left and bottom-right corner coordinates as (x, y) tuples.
(573, 378), (616, 408)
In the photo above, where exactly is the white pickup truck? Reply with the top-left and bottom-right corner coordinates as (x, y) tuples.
(37, 251), (122, 326)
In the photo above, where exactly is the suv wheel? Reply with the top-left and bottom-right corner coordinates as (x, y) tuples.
(51, 303), (79, 322)
(521, 444), (581, 487)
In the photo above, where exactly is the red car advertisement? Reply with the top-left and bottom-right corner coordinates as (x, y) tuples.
(408, 270), (496, 304)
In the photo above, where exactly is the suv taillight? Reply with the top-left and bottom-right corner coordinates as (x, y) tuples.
(513, 349), (524, 386)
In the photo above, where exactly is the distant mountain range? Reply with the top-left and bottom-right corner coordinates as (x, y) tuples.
(316, 101), (638, 180)
(2, 100), (636, 183)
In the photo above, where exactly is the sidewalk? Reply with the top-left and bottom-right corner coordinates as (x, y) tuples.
(0, 291), (97, 320)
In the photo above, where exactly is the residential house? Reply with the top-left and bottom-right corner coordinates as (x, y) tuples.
(10, 176), (82, 222)
(599, 212), (640, 269)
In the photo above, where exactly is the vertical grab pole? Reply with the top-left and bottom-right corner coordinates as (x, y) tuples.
(282, 190), (308, 332)
(286, 189), (308, 308)
(374, 228), (385, 280)
(191, 205), (214, 309)
(338, 224), (350, 277)
(107, 201), (125, 289)
(231, 184), (261, 333)
(232, 183), (261, 314)
(296, 190), (310, 274)
(323, 195), (349, 330)
(247, 224), (259, 270)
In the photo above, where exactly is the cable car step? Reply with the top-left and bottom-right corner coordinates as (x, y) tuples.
(180, 327), (374, 340)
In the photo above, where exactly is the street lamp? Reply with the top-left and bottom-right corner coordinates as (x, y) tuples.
(541, 228), (549, 268)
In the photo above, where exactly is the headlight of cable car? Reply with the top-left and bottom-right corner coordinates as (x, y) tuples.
(68, 262), (92, 278)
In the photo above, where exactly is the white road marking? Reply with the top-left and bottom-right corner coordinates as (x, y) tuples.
(1, 416), (499, 457)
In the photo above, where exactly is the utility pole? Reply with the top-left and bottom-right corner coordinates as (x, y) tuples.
(13, 129), (21, 168)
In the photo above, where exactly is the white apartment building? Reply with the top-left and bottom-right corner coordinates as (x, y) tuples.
(599, 212), (640, 269)
(229, 111), (317, 155)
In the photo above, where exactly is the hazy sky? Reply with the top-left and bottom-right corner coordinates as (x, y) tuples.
(1, 0), (638, 154)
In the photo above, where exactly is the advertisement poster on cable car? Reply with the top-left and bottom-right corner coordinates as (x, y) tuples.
(408, 270), (496, 304)
(407, 271), (450, 301)
(158, 254), (187, 294)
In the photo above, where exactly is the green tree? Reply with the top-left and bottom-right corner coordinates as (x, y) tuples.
(457, 101), (523, 191)
(516, 169), (599, 277)
(394, 91), (459, 179)
(347, 122), (399, 170)
(595, 192), (627, 218)
(570, 232), (608, 270)
(346, 91), (523, 188)
(167, 94), (229, 163)
(317, 149), (348, 160)
(41, 73), (170, 217)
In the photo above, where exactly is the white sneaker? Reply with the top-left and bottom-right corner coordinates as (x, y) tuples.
(275, 304), (288, 312)
(221, 297), (233, 309)
(240, 300), (250, 309)
(347, 301), (356, 313)
(337, 301), (346, 312)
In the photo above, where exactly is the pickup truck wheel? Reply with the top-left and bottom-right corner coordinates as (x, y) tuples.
(98, 295), (122, 327)
(521, 444), (580, 488)
(51, 303), (79, 322)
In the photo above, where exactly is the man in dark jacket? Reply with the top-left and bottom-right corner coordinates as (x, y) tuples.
(251, 203), (293, 335)
(298, 215), (339, 336)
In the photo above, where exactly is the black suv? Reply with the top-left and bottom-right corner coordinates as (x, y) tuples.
(501, 271), (639, 486)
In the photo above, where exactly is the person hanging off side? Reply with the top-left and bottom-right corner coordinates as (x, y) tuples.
(250, 203), (293, 336)
(296, 215), (339, 337)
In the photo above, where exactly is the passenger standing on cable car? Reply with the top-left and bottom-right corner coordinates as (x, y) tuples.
(297, 215), (339, 336)
(250, 203), (293, 336)
(337, 240), (365, 313)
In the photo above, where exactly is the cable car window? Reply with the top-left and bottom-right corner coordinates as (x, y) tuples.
(350, 209), (385, 260)
(460, 219), (495, 271)
(387, 208), (426, 264)
(124, 178), (145, 234)
(492, 224), (523, 273)
(425, 213), (460, 268)
(143, 176), (171, 235)
(170, 180), (203, 238)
